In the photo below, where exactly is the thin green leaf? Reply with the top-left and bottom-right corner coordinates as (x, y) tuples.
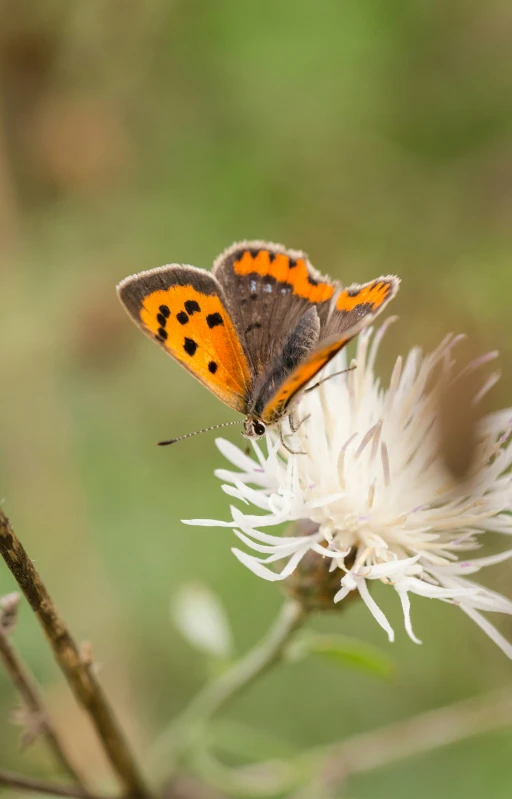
(287, 632), (395, 679)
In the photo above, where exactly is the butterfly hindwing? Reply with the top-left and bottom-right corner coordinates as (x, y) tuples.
(259, 335), (352, 423)
(213, 241), (336, 374)
(259, 275), (400, 423)
(117, 265), (252, 412)
(326, 276), (400, 337)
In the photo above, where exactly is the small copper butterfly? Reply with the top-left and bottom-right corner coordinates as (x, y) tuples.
(117, 241), (400, 446)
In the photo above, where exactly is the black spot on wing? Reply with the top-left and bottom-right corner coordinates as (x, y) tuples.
(158, 327), (168, 340)
(245, 321), (262, 334)
(208, 361), (218, 374)
(184, 300), (200, 315)
(159, 304), (170, 318)
(206, 312), (223, 328)
(183, 338), (198, 356)
(177, 311), (189, 325)
(156, 313), (167, 327)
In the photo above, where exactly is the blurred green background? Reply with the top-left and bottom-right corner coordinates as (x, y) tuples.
(1, 1), (511, 797)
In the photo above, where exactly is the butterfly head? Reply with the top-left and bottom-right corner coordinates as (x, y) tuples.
(243, 417), (267, 440)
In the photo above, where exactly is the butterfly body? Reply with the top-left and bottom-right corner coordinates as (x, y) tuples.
(117, 241), (400, 442)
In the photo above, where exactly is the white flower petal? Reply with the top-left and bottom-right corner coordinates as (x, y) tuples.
(236, 524), (311, 545)
(436, 573), (512, 614)
(459, 604), (512, 659)
(231, 549), (286, 581)
(214, 468), (268, 486)
(358, 555), (421, 580)
(399, 575), (477, 600)
(232, 528), (308, 556)
(231, 544), (310, 582)
(305, 492), (347, 509)
(396, 586), (422, 645)
(439, 548), (512, 575)
(216, 437), (257, 471)
(333, 584), (353, 603)
(221, 484), (251, 504)
(183, 517), (235, 527)
(357, 579), (395, 642)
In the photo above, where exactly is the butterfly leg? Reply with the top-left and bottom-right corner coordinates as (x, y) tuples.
(288, 411), (311, 433)
(279, 422), (307, 455)
(304, 365), (357, 394)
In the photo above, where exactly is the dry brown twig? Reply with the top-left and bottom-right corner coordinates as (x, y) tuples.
(0, 592), (86, 784)
(0, 507), (152, 799)
(0, 770), (110, 799)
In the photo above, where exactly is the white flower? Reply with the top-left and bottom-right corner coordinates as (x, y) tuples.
(185, 321), (512, 657)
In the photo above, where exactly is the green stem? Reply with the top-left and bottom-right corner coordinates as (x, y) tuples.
(153, 599), (306, 774)
(185, 599), (305, 725)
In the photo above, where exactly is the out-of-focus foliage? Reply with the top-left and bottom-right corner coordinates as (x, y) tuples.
(172, 582), (234, 662)
(0, 1), (511, 796)
(286, 631), (396, 679)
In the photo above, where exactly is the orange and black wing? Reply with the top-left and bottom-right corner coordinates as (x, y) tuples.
(117, 265), (252, 413)
(325, 276), (400, 338)
(259, 275), (400, 424)
(213, 241), (336, 374)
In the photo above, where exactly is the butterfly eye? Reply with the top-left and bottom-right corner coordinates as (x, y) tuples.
(253, 421), (266, 437)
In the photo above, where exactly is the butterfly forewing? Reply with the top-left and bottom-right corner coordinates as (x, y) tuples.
(213, 241), (336, 374)
(117, 265), (252, 412)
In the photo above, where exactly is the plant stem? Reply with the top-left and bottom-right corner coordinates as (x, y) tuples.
(0, 770), (110, 799)
(185, 599), (305, 725)
(293, 687), (512, 797)
(0, 600), (86, 785)
(152, 599), (306, 772)
(324, 686), (512, 783)
(0, 508), (152, 799)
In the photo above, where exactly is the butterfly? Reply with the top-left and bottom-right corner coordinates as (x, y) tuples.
(117, 241), (400, 449)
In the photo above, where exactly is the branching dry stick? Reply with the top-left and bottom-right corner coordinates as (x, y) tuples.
(294, 687), (512, 797)
(0, 594), (86, 785)
(0, 769), (110, 799)
(0, 508), (152, 799)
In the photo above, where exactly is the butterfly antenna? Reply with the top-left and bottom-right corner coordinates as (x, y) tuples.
(158, 420), (242, 446)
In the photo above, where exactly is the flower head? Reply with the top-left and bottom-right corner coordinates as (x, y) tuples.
(186, 322), (512, 657)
